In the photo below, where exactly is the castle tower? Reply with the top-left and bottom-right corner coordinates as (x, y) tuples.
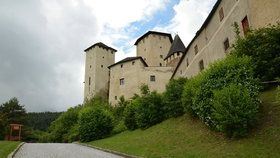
(134, 31), (173, 67)
(164, 35), (185, 67)
(84, 42), (116, 101)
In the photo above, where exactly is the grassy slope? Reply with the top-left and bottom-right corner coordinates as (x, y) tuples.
(0, 141), (20, 158)
(88, 88), (280, 158)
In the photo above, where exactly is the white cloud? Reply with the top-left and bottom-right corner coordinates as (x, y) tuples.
(153, 0), (217, 46)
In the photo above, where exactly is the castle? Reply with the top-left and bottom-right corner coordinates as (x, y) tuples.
(83, 0), (280, 105)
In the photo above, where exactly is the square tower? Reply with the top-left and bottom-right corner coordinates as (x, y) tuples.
(84, 42), (116, 101)
(134, 31), (173, 67)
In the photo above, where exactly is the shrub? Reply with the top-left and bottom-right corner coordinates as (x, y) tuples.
(112, 120), (127, 134)
(182, 55), (259, 127)
(135, 90), (164, 129)
(47, 105), (81, 142)
(123, 99), (139, 130)
(211, 84), (259, 138)
(163, 78), (187, 118)
(79, 106), (113, 142)
(233, 24), (280, 81)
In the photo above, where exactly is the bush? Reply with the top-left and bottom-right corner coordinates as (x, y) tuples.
(135, 90), (164, 129)
(163, 78), (187, 118)
(233, 24), (280, 81)
(123, 99), (139, 130)
(47, 105), (81, 142)
(182, 55), (260, 137)
(79, 106), (113, 142)
(211, 84), (259, 138)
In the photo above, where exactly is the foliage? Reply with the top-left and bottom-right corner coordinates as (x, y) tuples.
(87, 87), (280, 157)
(135, 86), (164, 129)
(26, 112), (61, 131)
(163, 78), (187, 119)
(47, 105), (82, 142)
(182, 55), (260, 136)
(123, 100), (139, 130)
(211, 84), (259, 137)
(0, 98), (26, 140)
(79, 106), (113, 142)
(233, 24), (280, 81)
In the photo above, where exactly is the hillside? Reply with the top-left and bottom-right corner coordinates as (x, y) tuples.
(87, 87), (280, 158)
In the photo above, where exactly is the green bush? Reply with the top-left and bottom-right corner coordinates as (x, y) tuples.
(64, 124), (79, 142)
(135, 90), (164, 129)
(79, 106), (113, 142)
(163, 78), (187, 118)
(211, 84), (259, 138)
(47, 105), (81, 142)
(233, 24), (280, 81)
(112, 120), (127, 134)
(123, 99), (139, 130)
(182, 55), (260, 137)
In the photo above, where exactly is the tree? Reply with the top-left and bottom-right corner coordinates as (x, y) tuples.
(0, 97), (26, 139)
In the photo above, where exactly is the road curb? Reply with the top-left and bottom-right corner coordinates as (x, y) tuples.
(7, 142), (25, 158)
(74, 142), (142, 158)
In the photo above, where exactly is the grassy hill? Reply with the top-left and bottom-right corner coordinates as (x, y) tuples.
(0, 141), (20, 158)
(87, 87), (280, 158)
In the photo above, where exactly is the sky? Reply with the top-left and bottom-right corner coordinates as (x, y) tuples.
(0, 0), (217, 112)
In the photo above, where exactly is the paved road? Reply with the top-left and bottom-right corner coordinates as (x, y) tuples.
(14, 143), (123, 158)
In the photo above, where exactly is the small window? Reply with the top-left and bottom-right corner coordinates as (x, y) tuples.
(160, 46), (162, 49)
(101, 65), (103, 68)
(121, 64), (123, 68)
(102, 56), (104, 58)
(177, 52), (180, 56)
(132, 61), (135, 65)
(199, 60), (204, 71)
(180, 70), (182, 74)
(160, 55), (163, 58)
(159, 36), (161, 40)
(89, 77), (91, 85)
(194, 45), (198, 55)
(160, 63), (162, 67)
(150, 75), (156, 82)
(144, 48), (146, 51)
(187, 58), (189, 67)
(115, 96), (117, 100)
(90, 65), (92, 68)
(242, 16), (249, 35)
(120, 78), (124, 85)
(144, 58), (146, 61)
(224, 38), (230, 51)
(219, 7), (224, 21)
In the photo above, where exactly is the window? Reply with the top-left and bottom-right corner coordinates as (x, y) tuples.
(121, 64), (123, 68)
(115, 96), (117, 100)
(150, 75), (156, 82)
(219, 7), (224, 21)
(159, 63), (162, 67)
(180, 70), (182, 74)
(242, 16), (249, 35)
(160, 46), (162, 49)
(120, 78), (124, 85)
(187, 58), (189, 67)
(177, 52), (180, 56)
(194, 45), (198, 55)
(160, 55), (163, 58)
(90, 65), (91, 68)
(89, 77), (91, 85)
(199, 60), (204, 71)
(132, 61), (135, 65)
(101, 65), (103, 68)
(224, 38), (230, 52)
(102, 56), (104, 58)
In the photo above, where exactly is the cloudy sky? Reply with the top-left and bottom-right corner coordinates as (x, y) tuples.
(0, 0), (216, 112)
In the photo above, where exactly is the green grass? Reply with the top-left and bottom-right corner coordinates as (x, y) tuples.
(0, 141), (20, 158)
(87, 88), (280, 158)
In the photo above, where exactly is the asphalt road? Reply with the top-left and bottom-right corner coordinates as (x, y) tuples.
(13, 143), (124, 158)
